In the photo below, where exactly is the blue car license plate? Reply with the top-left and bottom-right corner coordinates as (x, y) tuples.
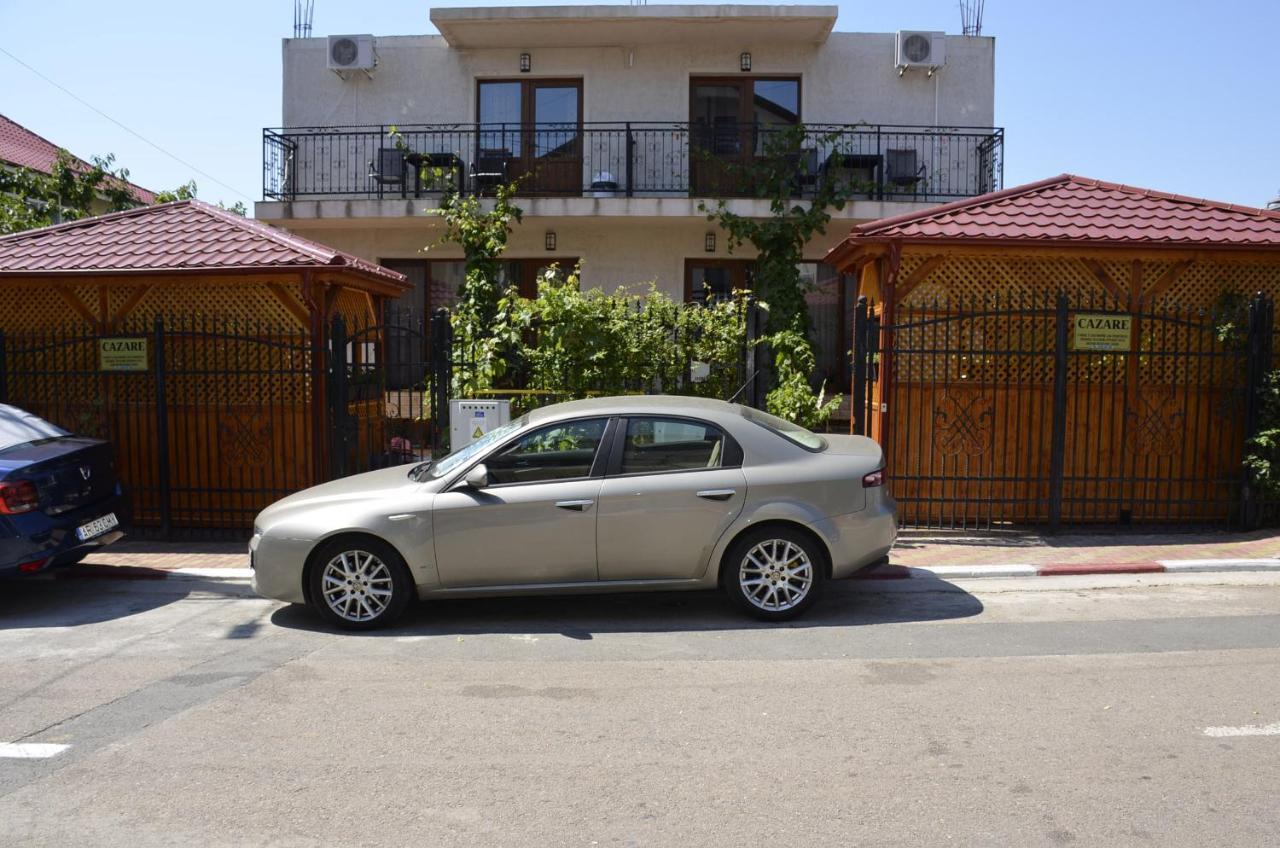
(75, 513), (119, 542)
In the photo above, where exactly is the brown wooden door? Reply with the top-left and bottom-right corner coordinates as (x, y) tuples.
(477, 79), (582, 196)
(689, 77), (801, 196)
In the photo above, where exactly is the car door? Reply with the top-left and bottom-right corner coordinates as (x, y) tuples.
(596, 416), (747, 581)
(432, 417), (611, 588)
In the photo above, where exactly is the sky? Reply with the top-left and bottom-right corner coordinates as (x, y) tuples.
(2, 0), (1278, 211)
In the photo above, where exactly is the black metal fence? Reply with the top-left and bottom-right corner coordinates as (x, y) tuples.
(263, 122), (1004, 202)
(0, 317), (317, 536)
(853, 291), (1275, 530)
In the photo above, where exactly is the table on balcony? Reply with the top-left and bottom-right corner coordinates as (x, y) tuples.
(404, 152), (464, 197)
(820, 153), (883, 199)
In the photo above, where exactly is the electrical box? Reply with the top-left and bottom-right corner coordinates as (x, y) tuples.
(449, 399), (511, 450)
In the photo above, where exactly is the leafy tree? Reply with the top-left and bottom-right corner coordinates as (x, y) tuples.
(0, 150), (141, 234)
(153, 180), (247, 216)
(698, 124), (854, 425)
(426, 179), (524, 395)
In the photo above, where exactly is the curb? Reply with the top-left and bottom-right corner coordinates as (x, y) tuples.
(861, 559), (1280, 581)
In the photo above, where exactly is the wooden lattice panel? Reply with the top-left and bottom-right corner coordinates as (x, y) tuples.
(0, 286), (85, 331)
(129, 283), (304, 326)
(899, 254), (1113, 306)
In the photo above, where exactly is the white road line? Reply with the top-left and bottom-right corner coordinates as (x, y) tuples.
(1203, 722), (1280, 738)
(0, 743), (70, 759)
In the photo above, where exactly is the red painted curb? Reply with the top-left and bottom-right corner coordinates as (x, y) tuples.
(1036, 561), (1165, 577)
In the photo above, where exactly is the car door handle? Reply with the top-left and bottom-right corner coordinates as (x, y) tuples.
(555, 499), (595, 511)
(696, 489), (736, 501)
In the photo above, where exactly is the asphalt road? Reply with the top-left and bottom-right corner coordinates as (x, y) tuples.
(2, 570), (1279, 847)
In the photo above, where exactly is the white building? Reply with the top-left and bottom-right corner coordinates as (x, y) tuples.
(256, 4), (999, 384)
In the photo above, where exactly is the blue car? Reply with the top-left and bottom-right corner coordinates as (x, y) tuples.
(1, 404), (126, 576)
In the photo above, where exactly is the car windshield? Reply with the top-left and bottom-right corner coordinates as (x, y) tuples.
(0, 404), (69, 453)
(739, 406), (827, 451)
(421, 416), (528, 479)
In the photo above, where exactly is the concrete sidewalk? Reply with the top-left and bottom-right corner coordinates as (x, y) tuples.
(68, 529), (1280, 576)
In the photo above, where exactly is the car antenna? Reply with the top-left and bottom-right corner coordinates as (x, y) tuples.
(727, 370), (759, 404)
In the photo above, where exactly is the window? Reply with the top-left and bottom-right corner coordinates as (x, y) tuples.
(685, 259), (754, 304)
(485, 418), (608, 485)
(620, 418), (727, 475)
(740, 406), (827, 452)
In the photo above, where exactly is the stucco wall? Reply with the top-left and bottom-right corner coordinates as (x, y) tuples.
(270, 216), (853, 300)
(281, 32), (994, 129)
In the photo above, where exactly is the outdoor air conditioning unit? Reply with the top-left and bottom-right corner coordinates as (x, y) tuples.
(327, 34), (376, 75)
(896, 31), (946, 75)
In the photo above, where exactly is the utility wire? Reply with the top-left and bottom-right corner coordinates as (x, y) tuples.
(0, 45), (255, 203)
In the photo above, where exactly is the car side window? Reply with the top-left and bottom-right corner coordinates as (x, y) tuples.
(620, 418), (726, 475)
(485, 418), (608, 485)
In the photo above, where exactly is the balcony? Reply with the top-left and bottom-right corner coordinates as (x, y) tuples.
(262, 123), (1004, 206)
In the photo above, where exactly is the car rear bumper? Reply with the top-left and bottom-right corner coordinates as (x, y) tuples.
(813, 490), (899, 580)
(0, 494), (127, 576)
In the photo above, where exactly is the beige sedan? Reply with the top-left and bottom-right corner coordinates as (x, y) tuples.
(250, 396), (896, 629)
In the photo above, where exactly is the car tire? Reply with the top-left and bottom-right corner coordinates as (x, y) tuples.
(307, 536), (414, 631)
(722, 527), (825, 622)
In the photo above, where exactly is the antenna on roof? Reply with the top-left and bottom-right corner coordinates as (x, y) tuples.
(959, 0), (985, 36)
(293, 0), (315, 38)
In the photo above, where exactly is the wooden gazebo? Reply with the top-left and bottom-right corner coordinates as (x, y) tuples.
(0, 201), (408, 530)
(828, 175), (1280, 528)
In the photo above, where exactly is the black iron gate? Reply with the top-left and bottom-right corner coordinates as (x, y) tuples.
(853, 291), (1274, 529)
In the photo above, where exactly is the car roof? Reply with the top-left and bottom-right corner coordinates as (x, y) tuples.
(525, 395), (745, 424)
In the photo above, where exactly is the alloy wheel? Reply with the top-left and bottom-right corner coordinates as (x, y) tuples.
(738, 539), (814, 612)
(320, 549), (395, 623)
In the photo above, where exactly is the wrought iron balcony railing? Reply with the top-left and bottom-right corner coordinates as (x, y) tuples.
(262, 122), (1004, 204)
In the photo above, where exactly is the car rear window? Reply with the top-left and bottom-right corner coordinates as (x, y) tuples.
(738, 406), (827, 452)
(0, 404), (69, 453)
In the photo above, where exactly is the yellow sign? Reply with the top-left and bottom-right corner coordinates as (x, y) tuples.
(99, 337), (148, 371)
(1072, 314), (1131, 352)
(472, 426), (484, 440)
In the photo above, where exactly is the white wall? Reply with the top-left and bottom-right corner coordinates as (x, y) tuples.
(281, 33), (994, 129)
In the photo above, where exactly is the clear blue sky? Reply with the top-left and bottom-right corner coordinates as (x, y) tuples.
(2, 0), (1277, 210)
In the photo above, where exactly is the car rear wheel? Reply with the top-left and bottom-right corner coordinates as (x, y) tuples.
(723, 527), (824, 621)
(308, 537), (413, 630)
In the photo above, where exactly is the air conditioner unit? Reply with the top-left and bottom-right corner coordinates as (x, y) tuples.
(327, 34), (376, 73)
(896, 31), (946, 73)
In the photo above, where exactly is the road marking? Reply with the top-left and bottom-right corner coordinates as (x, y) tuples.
(1203, 722), (1280, 738)
(0, 743), (70, 759)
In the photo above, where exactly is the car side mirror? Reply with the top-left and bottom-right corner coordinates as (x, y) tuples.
(463, 463), (489, 489)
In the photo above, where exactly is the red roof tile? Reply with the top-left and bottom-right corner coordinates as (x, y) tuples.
(829, 174), (1280, 264)
(0, 200), (408, 287)
(0, 113), (157, 204)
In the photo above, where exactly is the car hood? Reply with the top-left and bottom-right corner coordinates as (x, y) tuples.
(256, 464), (446, 527)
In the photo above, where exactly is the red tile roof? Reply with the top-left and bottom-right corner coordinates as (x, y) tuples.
(829, 174), (1280, 264)
(0, 113), (157, 204)
(0, 199), (408, 287)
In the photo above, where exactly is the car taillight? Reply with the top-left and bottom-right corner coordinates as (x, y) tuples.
(862, 469), (884, 488)
(0, 480), (39, 514)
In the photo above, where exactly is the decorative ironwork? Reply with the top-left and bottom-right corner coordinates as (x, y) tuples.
(218, 411), (275, 467)
(262, 122), (1005, 202)
(932, 390), (993, 456)
(1126, 390), (1186, 457)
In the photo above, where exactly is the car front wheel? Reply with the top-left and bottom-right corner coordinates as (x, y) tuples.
(308, 537), (413, 630)
(723, 528), (825, 621)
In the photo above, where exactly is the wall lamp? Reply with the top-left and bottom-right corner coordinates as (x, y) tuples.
(705, 232), (716, 253)
(520, 52), (531, 73)
(740, 52), (752, 72)
(545, 231), (557, 251)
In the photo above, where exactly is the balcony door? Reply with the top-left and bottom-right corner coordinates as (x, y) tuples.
(690, 77), (800, 196)
(477, 79), (582, 196)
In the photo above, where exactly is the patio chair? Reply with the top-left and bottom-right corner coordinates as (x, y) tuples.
(369, 147), (407, 198)
(470, 149), (510, 195)
(886, 148), (926, 194)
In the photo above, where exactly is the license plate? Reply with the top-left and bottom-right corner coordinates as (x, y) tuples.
(76, 513), (119, 542)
